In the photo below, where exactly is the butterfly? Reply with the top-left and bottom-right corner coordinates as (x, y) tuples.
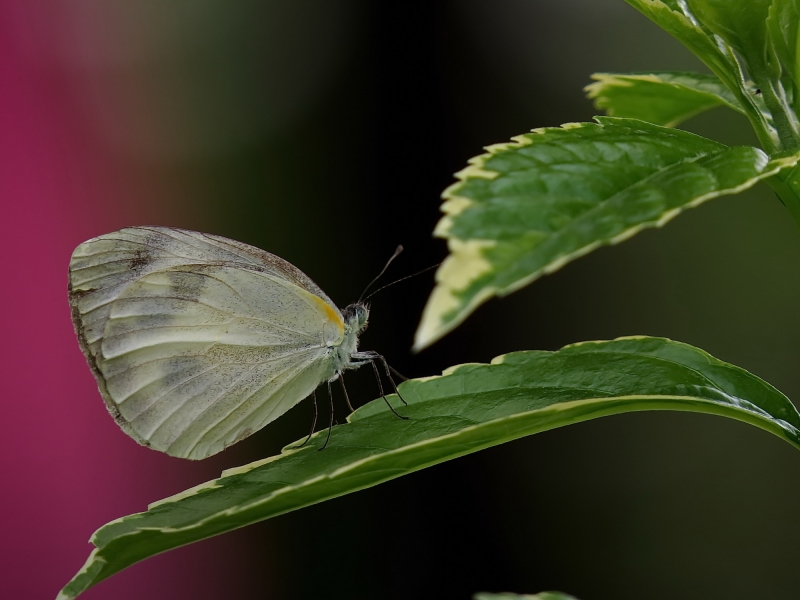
(68, 226), (405, 459)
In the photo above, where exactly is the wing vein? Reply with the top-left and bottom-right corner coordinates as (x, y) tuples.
(118, 343), (326, 402)
(185, 349), (325, 455)
(107, 297), (320, 339)
(139, 363), (229, 439)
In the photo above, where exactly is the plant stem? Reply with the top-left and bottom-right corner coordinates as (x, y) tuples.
(767, 163), (800, 228)
(757, 79), (800, 152)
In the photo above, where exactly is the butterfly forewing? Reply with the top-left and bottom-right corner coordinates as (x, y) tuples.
(69, 227), (344, 459)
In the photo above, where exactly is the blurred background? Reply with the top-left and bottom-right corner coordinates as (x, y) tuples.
(3, 1), (800, 599)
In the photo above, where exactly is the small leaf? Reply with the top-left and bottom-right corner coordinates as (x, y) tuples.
(766, 0), (800, 102)
(414, 117), (799, 350)
(623, 0), (780, 150)
(623, 1), (739, 90)
(585, 71), (744, 127)
(59, 337), (800, 599)
(475, 594), (578, 600)
(686, 0), (772, 76)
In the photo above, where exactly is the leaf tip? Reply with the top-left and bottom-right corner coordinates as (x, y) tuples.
(57, 548), (106, 600)
(413, 240), (497, 351)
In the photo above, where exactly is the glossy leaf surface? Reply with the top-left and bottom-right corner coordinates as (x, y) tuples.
(586, 72), (743, 127)
(686, 0), (772, 67)
(414, 117), (798, 350)
(622, 1), (737, 87)
(623, 0), (780, 150)
(766, 0), (800, 94)
(60, 337), (800, 599)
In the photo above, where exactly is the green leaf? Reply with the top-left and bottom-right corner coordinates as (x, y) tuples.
(474, 594), (578, 600)
(413, 117), (799, 350)
(622, 1), (739, 89)
(766, 0), (800, 123)
(685, 0), (773, 70)
(623, 0), (780, 150)
(585, 72), (744, 127)
(685, 0), (800, 149)
(766, 0), (800, 90)
(59, 337), (800, 599)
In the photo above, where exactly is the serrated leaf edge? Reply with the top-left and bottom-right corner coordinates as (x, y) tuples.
(61, 391), (799, 600)
(58, 336), (800, 599)
(414, 122), (800, 351)
(584, 72), (745, 127)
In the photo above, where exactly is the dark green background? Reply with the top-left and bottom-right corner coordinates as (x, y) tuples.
(99, 1), (800, 598)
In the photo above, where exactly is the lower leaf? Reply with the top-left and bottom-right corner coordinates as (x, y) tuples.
(59, 337), (800, 599)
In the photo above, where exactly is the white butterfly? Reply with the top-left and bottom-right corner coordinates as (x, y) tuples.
(68, 226), (404, 459)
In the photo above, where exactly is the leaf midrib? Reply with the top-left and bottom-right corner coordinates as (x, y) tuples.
(453, 133), (728, 246)
(98, 384), (784, 546)
(99, 394), (770, 558)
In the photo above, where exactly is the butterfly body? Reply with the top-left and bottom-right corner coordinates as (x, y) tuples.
(68, 227), (373, 459)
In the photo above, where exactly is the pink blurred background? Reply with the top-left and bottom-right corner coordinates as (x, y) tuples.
(0, 3), (286, 597)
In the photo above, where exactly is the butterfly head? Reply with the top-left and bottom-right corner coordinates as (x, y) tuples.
(343, 302), (370, 334)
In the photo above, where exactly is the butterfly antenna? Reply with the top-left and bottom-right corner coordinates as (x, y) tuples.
(358, 245), (404, 303)
(362, 262), (441, 302)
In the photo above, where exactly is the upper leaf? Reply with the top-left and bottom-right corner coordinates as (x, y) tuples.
(414, 117), (799, 350)
(585, 71), (744, 127)
(59, 336), (800, 599)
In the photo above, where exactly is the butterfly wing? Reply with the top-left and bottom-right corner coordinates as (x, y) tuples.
(69, 227), (344, 459)
(69, 226), (339, 357)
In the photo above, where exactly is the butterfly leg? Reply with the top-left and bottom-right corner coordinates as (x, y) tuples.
(319, 380), (335, 451)
(339, 375), (355, 412)
(375, 354), (408, 406)
(370, 360), (408, 420)
(293, 389), (319, 449)
(387, 364), (409, 382)
(354, 351), (409, 406)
